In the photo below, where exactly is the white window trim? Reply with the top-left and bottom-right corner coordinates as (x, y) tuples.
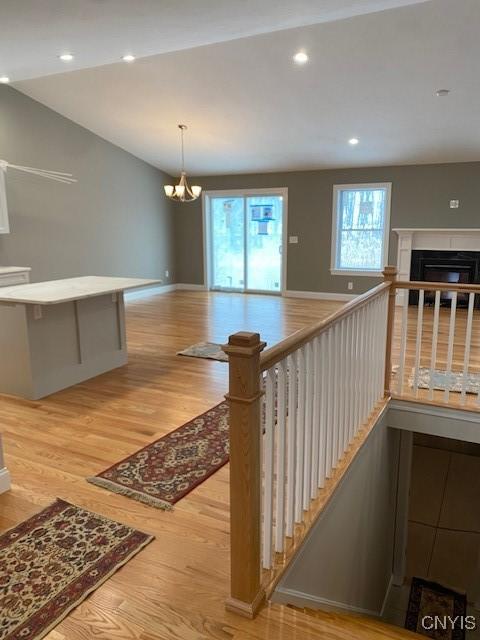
(330, 182), (391, 277)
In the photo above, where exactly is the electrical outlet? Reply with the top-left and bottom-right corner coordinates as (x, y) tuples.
(165, 269), (169, 278)
(450, 200), (459, 209)
(289, 236), (298, 244)
(348, 282), (353, 290)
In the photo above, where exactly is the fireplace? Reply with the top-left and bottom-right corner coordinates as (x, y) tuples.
(409, 250), (480, 307)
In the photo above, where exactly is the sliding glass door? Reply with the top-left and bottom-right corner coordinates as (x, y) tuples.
(206, 190), (285, 293)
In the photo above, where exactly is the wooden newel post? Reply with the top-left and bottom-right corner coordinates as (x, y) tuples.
(383, 265), (398, 396)
(222, 331), (266, 618)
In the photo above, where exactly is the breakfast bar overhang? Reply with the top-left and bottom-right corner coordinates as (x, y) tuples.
(0, 276), (159, 399)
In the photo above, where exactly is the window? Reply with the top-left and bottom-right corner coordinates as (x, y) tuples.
(331, 182), (391, 276)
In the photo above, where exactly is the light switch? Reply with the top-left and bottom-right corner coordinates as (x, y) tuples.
(289, 236), (298, 244)
(450, 200), (459, 209)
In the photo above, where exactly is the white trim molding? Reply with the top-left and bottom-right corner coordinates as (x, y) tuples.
(175, 283), (207, 291)
(273, 585), (386, 618)
(124, 283), (172, 300)
(284, 289), (356, 302)
(331, 182), (392, 277)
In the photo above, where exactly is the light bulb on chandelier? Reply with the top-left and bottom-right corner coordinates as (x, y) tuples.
(164, 125), (202, 202)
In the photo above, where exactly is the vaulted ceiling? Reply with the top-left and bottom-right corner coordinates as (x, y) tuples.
(4, 0), (479, 174)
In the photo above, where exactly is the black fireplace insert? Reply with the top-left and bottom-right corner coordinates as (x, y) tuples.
(409, 250), (480, 307)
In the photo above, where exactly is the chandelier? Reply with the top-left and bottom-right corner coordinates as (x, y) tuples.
(164, 124), (201, 202)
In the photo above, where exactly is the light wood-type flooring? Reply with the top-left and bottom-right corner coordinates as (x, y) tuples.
(0, 290), (427, 639)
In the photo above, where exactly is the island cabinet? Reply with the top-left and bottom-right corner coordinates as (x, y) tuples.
(0, 276), (159, 399)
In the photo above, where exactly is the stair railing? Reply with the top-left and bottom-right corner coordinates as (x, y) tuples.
(222, 266), (397, 618)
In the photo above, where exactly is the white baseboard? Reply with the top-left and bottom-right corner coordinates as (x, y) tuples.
(125, 283), (207, 301)
(175, 283), (207, 291)
(125, 284), (173, 300)
(0, 467), (11, 494)
(272, 586), (381, 617)
(283, 289), (357, 301)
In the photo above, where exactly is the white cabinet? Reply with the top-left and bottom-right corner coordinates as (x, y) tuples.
(0, 267), (31, 287)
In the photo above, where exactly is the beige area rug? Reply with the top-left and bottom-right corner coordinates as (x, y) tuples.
(177, 341), (228, 362)
(393, 365), (480, 395)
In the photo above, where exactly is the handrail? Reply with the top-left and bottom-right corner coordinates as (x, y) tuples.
(395, 280), (480, 293)
(260, 281), (391, 372)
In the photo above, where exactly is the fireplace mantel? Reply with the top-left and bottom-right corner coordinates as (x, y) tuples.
(393, 228), (480, 281)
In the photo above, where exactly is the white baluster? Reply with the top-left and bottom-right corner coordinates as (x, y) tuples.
(262, 368), (275, 569)
(325, 328), (334, 477)
(318, 332), (327, 488)
(444, 291), (457, 404)
(311, 336), (320, 498)
(303, 342), (313, 510)
(275, 360), (287, 552)
(461, 292), (475, 406)
(428, 290), (441, 401)
(332, 323), (340, 467)
(295, 346), (306, 522)
(344, 315), (353, 449)
(397, 289), (409, 395)
(338, 319), (346, 456)
(352, 309), (360, 440)
(360, 305), (368, 425)
(285, 352), (297, 537)
(412, 289), (425, 396)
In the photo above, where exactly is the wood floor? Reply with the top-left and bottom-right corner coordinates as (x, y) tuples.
(1, 291), (418, 639)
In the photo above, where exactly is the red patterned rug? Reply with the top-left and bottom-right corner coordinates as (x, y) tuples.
(0, 499), (153, 640)
(88, 402), (229, 510)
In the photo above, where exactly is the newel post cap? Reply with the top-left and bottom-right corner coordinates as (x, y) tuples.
(222, 332), (266, 358)
(382, 265), (398, 282)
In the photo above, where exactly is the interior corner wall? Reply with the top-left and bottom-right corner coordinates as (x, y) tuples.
(0, 85), (176, 284)
(272, 418), (400, 615)
(173, 163), (480, 294)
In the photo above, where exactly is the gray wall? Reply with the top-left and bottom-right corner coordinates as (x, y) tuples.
(175, 163), (480, 294)
(273, 418), (400, 615)
(0, 85), (175, 283)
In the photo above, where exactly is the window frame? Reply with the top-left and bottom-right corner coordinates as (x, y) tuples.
(330, 182), (392, 277)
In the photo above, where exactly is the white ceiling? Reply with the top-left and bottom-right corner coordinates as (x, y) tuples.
(1, 0), (428, 80)
(8, 0), (480, 175)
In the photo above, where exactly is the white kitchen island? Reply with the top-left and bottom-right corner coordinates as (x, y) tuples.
(0, 276), (159, 399)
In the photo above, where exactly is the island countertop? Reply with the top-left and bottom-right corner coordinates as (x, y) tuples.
(0, 276), (160, 305)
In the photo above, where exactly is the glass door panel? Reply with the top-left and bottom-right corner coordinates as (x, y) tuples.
(210, 197), (245, 290)
(246, 196), (283, 292)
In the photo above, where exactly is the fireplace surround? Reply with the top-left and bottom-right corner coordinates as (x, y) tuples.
(409, 249), (480, 307)
(394, 228), (480, 306)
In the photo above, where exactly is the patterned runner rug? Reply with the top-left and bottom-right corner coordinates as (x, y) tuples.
(405, 577), (467, 639)
(88, 402), (229, 510)
(0, 499), (153, 640)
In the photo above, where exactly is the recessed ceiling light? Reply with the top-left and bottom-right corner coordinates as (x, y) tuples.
(0, 76), (10, 84)
(436, 88), (450, 97)
(122, 54), (136, 63)
(293, 51), (309, 65)
(349, 138), (359, 145)
(59, 53), (74, 62)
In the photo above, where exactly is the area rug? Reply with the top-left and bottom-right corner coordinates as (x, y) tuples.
(405, 577), (467, 640)
(177, 341), (228, 362)
(88, 402), (229, 510)
(409, 368), (480, 394)
(0, 499), (153, 640)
